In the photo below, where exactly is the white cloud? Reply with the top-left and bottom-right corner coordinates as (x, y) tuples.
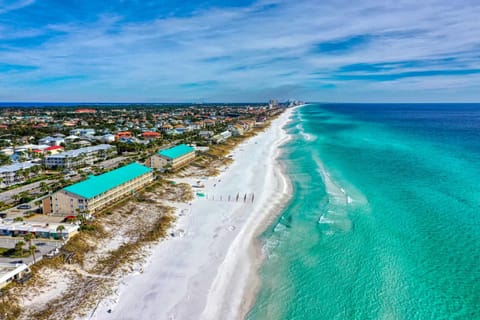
(0, 0), (34, 14)
(0, 0), (479, 101)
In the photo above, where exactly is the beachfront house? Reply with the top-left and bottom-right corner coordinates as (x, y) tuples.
(230, 125), (244, 136)
(150, 144), (195, 171)
(212, 130), (232, 144)
(43, 163), (154, 215)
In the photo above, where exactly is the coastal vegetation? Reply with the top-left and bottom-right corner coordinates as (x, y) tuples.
(0, 180), (191, 319)
(0, 103), (287, 319)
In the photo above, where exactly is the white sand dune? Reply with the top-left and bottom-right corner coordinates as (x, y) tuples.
(86, 108), (296, 320)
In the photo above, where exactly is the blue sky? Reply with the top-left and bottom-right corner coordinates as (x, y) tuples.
(0, 0), (479, 102)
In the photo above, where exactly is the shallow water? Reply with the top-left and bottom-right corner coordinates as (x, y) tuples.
(248, 103), (480, 320)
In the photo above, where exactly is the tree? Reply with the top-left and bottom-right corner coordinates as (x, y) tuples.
(19, 168), (29, 181)
(29, 245), (37, 263)
(19, 191), (32, 203)
(58, 178), (67, 188)
(15, 241), (25, 256)
(23, 232), (34, 246)
(24, 233), (36, 262)
(56, 225), (66, 239)
(31, 165), (41, 175)
(0, 153), (11, 165)
(34, 200), (42, 212)
(40, 182), (49, 193)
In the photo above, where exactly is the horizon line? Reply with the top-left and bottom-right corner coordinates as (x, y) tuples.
(0, 101), (480, 105)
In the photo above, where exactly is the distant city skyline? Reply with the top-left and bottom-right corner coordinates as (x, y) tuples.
(0, 0), (479, 102)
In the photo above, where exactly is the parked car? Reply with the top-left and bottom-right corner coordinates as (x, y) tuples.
(0, 212), (7, 218)
(45, 248), (60, 258)
(17, 204), (31, 210)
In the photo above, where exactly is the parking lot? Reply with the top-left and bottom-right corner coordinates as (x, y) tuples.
(97, 156), (127, 169)
(0, 237), (62, 265)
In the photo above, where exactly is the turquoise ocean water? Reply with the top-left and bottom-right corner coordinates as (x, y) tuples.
(248, 104), (480, 320)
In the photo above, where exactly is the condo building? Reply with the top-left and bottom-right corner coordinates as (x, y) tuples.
(43, 163), (154, 215)
(0, 162), (40, 188)
(44, 144), (115, 169)
(150, 144), (195, 170)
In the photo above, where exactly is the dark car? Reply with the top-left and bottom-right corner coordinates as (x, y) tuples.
(0, 212), (7, 218)
(16, 204), (31, 210)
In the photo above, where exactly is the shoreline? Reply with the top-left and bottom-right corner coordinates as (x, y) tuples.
(201, 106), (298, 320)
(85, 106), (300, 320)
(237, 112), (296, 319)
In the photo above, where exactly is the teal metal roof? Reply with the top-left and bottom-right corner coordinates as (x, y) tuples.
(158, 144), (194, 159)
(64, 163), (152, 199)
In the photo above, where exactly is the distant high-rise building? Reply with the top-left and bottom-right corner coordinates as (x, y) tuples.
(268, 99), (279, 107)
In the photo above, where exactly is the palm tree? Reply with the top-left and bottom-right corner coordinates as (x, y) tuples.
(15, 241), (25, 256)
(23, 232), (34, 246)
(56, 225), (66, 239)
(34, 200), (42, 212)
(19, 168), (29, 182)
(29, 245), (37, 263)
(31, 165), (41, 175)
(40, 182), (49, 193)
(12, 194), (20, 204)
(19, 191), (31, 203)
(23, 232), (37, 261)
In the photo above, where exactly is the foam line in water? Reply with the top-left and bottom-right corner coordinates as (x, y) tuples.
(296, 123), (316, 141)
(311, 154), (357, 234)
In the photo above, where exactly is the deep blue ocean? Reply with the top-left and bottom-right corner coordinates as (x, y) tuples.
(248, 103), (480, 319)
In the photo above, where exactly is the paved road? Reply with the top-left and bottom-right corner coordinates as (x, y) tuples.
(97, 156), (126, 170)
(0, 179), (55, 203)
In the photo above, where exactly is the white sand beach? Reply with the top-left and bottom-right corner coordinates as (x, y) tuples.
(87, 107), (296, 320)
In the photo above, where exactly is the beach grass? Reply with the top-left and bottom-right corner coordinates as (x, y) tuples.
(3, 112), (285, 319)
(3, 180), (185, 320)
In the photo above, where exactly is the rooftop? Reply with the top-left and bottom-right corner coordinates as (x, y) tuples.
(142, 132), (160, 136)
(158, 144), (194, 159)
(45, 146), (64, 151)
(0, 162), (39, 173)
(0, 220), (79, 234)
(64, 162), (152, 199)
(0, 263), (29, 285)
(45, 144), (113, 159)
